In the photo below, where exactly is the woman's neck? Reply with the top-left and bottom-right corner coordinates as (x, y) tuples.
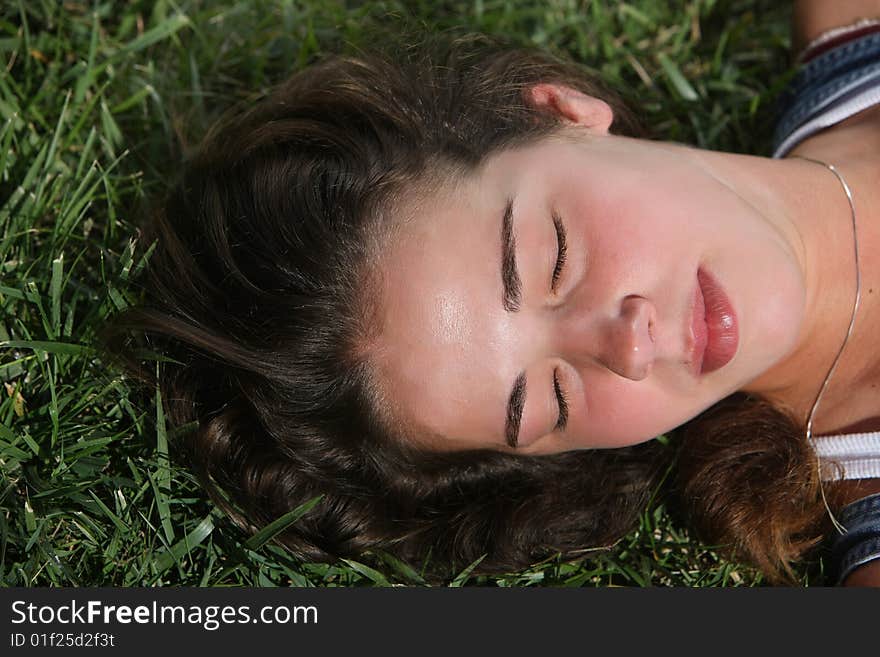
(690, 120), (880, 435)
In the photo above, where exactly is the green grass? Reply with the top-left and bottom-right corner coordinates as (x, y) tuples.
(0, 0), (822, 586)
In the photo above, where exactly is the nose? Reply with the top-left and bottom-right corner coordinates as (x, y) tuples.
(563, 295), (657, 380)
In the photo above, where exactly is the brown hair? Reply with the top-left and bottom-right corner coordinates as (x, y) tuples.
(671, 392), (844, 581)
(99, 33), (840, 582)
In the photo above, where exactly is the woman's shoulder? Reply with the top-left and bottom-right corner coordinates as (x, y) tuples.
(788, 103), (880, 163)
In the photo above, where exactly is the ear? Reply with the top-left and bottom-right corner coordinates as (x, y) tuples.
(526, 83), (613, 134)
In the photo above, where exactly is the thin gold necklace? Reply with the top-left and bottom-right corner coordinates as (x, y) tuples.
(792, 155), (862, 532)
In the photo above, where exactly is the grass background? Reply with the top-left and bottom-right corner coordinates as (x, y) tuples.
(1, 0), (824, 586)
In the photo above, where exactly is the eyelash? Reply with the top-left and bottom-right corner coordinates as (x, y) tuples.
(553, 368), (569, 432)
(551, 210), (567, 291)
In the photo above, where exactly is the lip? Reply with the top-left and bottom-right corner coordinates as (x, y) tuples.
(688, 276), (708, 376)
(690, 267), (739, 375)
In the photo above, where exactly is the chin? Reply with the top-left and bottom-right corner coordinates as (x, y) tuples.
(739, 271), (805, 376)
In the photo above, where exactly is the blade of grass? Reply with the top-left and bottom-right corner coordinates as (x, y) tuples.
(658, 52), (699, 101)
(375, 551), (428, 586)
(153, 374), (174, 544)
(245, 495), (324, 551)
(448, 555), (487, 587)
(87, 490), (129, 534)
(0, 340), (94, 357)
(338, 558), (391, 586)
(152, 514), (214, 576)
(49, 253), (63, 338)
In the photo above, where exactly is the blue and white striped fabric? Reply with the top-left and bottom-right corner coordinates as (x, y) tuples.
(772, 32), (880, 157)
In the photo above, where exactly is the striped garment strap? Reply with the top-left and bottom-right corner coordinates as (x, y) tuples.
(812, 432), (880, 481)
(798, 18), (880, 64)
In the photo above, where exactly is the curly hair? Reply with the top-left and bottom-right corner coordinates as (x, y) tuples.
(99, 33), (841, 582)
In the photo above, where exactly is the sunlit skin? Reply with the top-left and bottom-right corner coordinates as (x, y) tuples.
(372, 83), (880, 455)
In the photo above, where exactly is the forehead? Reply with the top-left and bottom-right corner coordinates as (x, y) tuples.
(373, 165), (517, 448)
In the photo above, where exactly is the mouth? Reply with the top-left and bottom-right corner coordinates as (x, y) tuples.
(689, 267), (739, 375)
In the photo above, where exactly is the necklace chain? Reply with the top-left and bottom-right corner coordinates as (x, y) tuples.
(792, 156), (862, 445)
(792, 155), (862, 534)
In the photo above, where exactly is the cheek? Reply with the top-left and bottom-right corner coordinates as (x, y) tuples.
(572, 182), (687, 263)
(580, 378), (705, 447)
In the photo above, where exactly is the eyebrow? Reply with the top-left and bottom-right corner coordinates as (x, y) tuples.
(500, 197), (522, 313)
(501, 196), (526, 448)
(505, 371), (527, 448)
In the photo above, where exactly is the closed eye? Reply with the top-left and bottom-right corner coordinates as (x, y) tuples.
(553, 368), (568, 432)
(551, 210), (567, 291)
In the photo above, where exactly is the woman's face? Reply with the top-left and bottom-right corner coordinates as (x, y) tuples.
(373, 89), (806, 455)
